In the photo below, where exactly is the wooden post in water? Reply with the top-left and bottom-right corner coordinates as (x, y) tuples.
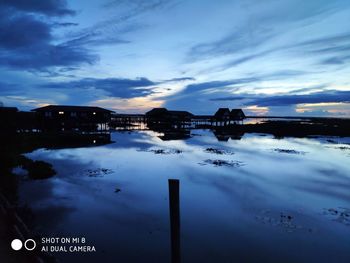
(168, 179), (181, 263)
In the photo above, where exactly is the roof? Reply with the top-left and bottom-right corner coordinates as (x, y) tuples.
(168, 110), (193, 117)
(230, 109), (245, 115)
(192, 115), (213, 119)
(31, 105), (113, 113)
(214, 108), (230, 117)
(230, 109), (245, 119)
(145, 108), (169, 116)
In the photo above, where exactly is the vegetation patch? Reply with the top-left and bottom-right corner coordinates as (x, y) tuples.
(205, 148), (234, 155)
(273, 148), (306, 155)
(84, 168), (113, 177)
(255, 210), (314, 233)
(323, 208), (350, 226)
(145, 149), (182, 154)
(199, 159), (244, 167)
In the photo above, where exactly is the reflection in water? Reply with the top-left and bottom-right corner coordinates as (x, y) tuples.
(213, 128), (245, 141)
(16, 130), (350, 263)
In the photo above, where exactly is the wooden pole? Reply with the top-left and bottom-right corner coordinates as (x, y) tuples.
(168, 179), (181, 263)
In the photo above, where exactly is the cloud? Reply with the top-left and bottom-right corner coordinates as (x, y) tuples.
(210, 96), (248, 101)
(184, 0), (350, 80)
(43, 77), (156, 98)
(0, 77), (159, 110)
(0, 44), (97, 70)
(92, 96), (164, 113)
(182, 78), (259, 94)
(297, 32), (350, 48)
(0, 75), (195, 110)
(65, 0), (177, 49)
(0, 81), (21, 95)
(187, 26), (274, 62)
(53, 22), (79, 27)
(186, 0), (349, 62)
(171, 72), (306, 98)
(291, 32), (350, 66)
(320, 56), (350, 65)
(247, 90), (350, 107)
(164, 77), (196, 82)
(223, 52), (271, 68)
(61, 32), (130, 47)
(103, 0), (175, 11)
(0, 0), (75, 16)
(0, 13), (51, 49)
(210, 90), (350, 107)
(0, 3), (97, 71)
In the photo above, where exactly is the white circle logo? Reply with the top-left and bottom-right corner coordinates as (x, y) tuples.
(24, 239), (36, 251)
(11, 239), (23, 251)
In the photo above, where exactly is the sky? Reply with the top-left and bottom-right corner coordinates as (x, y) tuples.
(0, 0), (350, 116)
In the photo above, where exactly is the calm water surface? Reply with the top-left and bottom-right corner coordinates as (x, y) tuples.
(18, 130), (350, 263)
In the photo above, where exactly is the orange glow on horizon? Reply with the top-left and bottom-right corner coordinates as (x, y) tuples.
(243, 105), (269, 116)
(92, 97), (164, 113)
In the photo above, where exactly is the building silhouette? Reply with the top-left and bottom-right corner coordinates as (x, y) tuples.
(32, 105), (113, 132)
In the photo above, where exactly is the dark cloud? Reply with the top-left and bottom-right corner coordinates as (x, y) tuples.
(175, 72), (306, 97)
(43, 77), (156, 98)
(186, 0), (350, 73)
(0, 0), (75, 16)
(212, 31), (350, 71)
(0, 13), (51, 49)
(186, 0), (350, 62)
(0, 82), (21, 95)
(210, 90), (350, 107)
(292, 32), (350, 66)
(0, 44), (97, 70)
(66, 0), (177, 49)
(53, 22), (79, 27)
(208, 30), (350, 72)
(183, 78), (259, 94)
(224, 52), (270, 68)
(312, 44), (350, 54)
(244, 90), (350, 107)
(188, 26), (274, 61)
(0, 3), (97, 71)
(320, 56), (350, 65)
(164, 77), (195, 82)
(62, 32), (130, 47)
(103, 0), (175, 11)
(210, 96), (247, 101)
(297, 32), (350, 48)
(289, 84), (329, 94)
(281, 32), (350, 61)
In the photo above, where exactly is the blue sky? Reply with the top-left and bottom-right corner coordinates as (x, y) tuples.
(0, 0), (350, 116)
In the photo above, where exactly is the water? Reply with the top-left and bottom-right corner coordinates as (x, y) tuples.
(17, 130), (350, 263)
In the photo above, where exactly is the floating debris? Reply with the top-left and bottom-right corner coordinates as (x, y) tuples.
(142, 149), (182, 154)
(84, 168), (113, 177)
(323, 208), (350, 226)
(204, 148), (234, 155)
(199, 159), (244, 167)
(255, 210), (308, 233)
(273, 148), (306, 155)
